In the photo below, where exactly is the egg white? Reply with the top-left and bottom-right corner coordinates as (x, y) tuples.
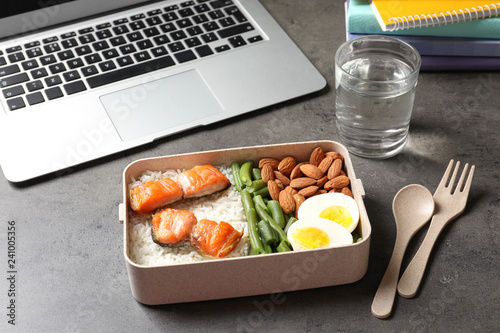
(287, 217), (353, 251)
(297, 193), (359, 233)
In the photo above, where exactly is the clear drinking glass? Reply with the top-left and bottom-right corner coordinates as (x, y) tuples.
(335, 35), (421, 159)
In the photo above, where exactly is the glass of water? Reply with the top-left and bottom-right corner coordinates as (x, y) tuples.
(335, 35), (421, 159)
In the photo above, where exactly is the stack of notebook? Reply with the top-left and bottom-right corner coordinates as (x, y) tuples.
(345, 0), (500, 70)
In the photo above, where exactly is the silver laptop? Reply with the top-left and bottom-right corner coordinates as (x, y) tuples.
(0, 0), (326, 182)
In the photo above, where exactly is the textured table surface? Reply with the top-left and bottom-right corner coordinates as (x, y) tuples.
(1, 1), (499, 332)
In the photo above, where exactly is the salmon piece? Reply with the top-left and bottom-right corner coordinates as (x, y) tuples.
(191, 219), (243, 258)
(176, 165), (230, 199)
(129, 178), (183, 215)
(151, 208), (198, 246)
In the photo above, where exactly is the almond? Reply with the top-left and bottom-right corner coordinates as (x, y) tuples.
(290, 177), (317, 189)
(325, 151), (344, 161)
(274, 171), (291, 187)
(316, 175), (328, 188)
(284, 185), (298, 196)
(300, 164), (324, 179)
(298, 185), (319, 197)
(290, 162), (305, 180)
(324, 175), (350, 190)
(317, 155), (334, 174)
(274, 178), (285, 191)
(309, 147), (325, 166)
(278, 156), (296, 175)
(261, 164), (274, 183)
(327, 158), (343, 180)
(341, 187), (354, 198)
(259, 158), (280, 170)
(279, 190), (295, 214)
(293, 193), (306, 217)
(267, 180), (281, 201)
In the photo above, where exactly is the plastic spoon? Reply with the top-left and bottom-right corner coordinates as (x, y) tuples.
(371, 184), (435, 319)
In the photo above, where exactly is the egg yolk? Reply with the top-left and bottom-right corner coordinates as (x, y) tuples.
(292, 227), (330, 249)
(319, 206), (353, 229)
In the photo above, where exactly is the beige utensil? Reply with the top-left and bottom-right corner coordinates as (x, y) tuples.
(397, 160), (475, 298)
(371, 184), (435, 319)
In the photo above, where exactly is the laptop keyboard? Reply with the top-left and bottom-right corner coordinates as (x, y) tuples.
(0, 0), (264, 111)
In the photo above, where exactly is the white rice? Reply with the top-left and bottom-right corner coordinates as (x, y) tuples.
(127, 166), (249, 266)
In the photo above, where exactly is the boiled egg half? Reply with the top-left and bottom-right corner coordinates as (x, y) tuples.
(297, 193), (359, 233)
(287, 217), (353, 251)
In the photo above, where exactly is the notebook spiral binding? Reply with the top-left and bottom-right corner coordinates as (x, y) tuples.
(387, 3), (500, 31)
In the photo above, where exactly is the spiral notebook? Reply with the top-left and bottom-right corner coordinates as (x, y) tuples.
(369, 0), (500, 31)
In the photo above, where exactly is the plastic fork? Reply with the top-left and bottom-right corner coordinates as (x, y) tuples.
(397, 160), (475, 298)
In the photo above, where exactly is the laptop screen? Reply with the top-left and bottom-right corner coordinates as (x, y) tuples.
(1, 1), (77, 19)
(0, 0), (152, 40)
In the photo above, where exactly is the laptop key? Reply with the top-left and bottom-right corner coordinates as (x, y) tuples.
(174, 50), (197, 63)
(45, 75), (62, 86)
(79, 34), (96, 44)
(0, 64), (20, 77)
(82, 65), (99, 77)
(3, 85), (24, 98)
(61, 38), (78, 48)
(134, 51), (151, 62)
(21, 59), (39, 70)
(26, 80), (43, 91)
(116, 55), (133, 67)
(31, 68), (48, 79)
(84, 53), (102, 64)
(113, 25), (130, 35)
(40, 54), (57, 65)
(63, 80), (87, 95)
(1, 73), (29, 87)
(6, 96), (25, 110)
(195, 45), (213, 57)
(45, 86), (63, 100)
(110, 36), (127, 46)
(75, 45), (92, 56)
(86, 56), (175, 88)
(99, 61), (117, 72)
(63, 70), (81, 82)
(44, 43), (61, 53)
(8, 52), (25, 63)
(48, 63), (66, 74)
(67, 58), (85, 69)
(248, 35), (263, 43)
(26, 92), (45, 105)
(218, 23), (254, 38)
(57, 50), (75, 61)
(215, 45), (230, 52)
(228, 35), (246, 47)
(26, 47), (43, 58)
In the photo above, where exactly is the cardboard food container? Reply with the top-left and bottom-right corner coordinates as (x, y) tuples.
(119, 140), (371, 305)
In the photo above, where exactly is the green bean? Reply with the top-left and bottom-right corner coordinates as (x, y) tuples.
(239, 189), (266, 254)
(255, 204), (289, 246)
(240, 189), (254, 212)
(251, 168), (262, 180)
(247, 179), (266, 193)
(231, 162), (244, 192)
(252, 186), (269, 198)
(246, 207), (266, 255)
(258, 220), (278, 246)
(267, 200), (286, 229)
(276, 240), (292, 252)
(239, 161), (253, 186)
(253, 195), (268, 213)
(284, 217), (298, 233)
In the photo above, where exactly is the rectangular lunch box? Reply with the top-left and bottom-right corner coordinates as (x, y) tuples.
(119, 140), (371, 305)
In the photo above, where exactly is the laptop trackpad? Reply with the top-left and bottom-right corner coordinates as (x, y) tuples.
(100, 70), (223, 141)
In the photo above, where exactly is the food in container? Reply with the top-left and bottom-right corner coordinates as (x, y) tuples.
(119, 141), (371, 305)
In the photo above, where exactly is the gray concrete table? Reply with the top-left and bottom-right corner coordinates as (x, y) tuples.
(1, 0), (499, 332)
